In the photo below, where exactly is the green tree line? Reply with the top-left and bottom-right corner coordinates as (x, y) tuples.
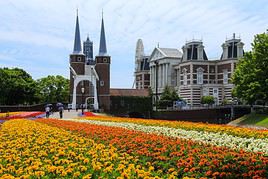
(232, 30), (268, 105)
(0, 67), (69, 105)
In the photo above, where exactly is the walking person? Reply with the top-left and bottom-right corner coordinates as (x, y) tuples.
(58, 106), (64, 119)
(45, 106), (50, 118)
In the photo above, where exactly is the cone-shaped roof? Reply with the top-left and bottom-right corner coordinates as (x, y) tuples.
(98, 15), (107, 56)
(73, 12), (82, 54)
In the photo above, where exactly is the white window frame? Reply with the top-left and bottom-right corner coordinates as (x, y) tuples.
(197, 67), (204, 85)
(182, 68), (187, 86)
(203, 87), (208, 96)
(100, 80), (104, 86)
(213, 88), (219, 105)
(223, 69), (228, 84)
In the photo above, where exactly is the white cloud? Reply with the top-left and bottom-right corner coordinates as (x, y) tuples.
(0, 0), (268, 87)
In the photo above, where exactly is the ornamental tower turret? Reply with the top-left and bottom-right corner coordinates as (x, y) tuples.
(69, 11), (86, 105)
(95, 12), (111, 111)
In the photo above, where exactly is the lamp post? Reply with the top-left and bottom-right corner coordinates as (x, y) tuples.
(154, 61), (159, 111)
(81, 87), (85, 115)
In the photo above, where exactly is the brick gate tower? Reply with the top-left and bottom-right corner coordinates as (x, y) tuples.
(69, 12), (86, 105)
(95, 14), (111, 111)
(69, 11), (99, 110)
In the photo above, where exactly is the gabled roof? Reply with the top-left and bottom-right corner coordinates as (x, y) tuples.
(159, 48), (183, 58)
(150, 47), (182, 62)
(110, 89), (149, 97)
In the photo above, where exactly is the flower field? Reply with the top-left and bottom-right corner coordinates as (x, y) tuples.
(0, 115), (267, 178)
(80, 115), (268, 139)
(0, 119), (162, 178)
(0, 111), (44, 120)
(58, 118), (268, 154)
(37, 118), (268, 178)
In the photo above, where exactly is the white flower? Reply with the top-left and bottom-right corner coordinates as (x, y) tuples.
(59, 118), (268, 154)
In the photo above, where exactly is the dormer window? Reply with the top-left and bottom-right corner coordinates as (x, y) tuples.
(228, 42), (238, 58)
(187, 45), (198, 60)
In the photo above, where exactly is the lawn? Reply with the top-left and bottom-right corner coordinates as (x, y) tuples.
(230, 113), (268, 128)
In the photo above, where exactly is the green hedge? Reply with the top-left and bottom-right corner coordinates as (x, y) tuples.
(110, 96), (152, 116)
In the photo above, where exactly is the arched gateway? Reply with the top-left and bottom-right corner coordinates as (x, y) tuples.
(69, 11), (111, 111)
(70, 66), (99, 110)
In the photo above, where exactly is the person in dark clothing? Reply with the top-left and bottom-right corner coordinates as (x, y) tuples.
(45, 106), (50, 118)
(58, 106), (64, 119)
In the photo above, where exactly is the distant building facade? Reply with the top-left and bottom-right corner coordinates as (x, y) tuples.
(138, 34), (244, 107)
(134, 39), (150, 89)
(83, 36), (94, 61)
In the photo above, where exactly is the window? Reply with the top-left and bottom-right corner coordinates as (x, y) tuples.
(223, 70), (228, 84)
(100, 81), (104, 86)
(197, 67), (204, 85)
(183, 68), (187, 85)
(203, 87), (208, 96)
(103, 58), (107, 63)
(77, 57), (81, 61)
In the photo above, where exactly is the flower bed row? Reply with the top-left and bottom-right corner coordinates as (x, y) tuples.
(37, 118), (268, 178)
(0, 111), (44, 120)
(60, 118), (268, 154)
(79, 115), (268, 139)
(0, 119), (163, 178)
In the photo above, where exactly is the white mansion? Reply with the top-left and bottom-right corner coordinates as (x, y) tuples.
(134, 34), (244, 106)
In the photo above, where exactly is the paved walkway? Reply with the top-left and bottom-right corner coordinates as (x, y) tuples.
(50, 110), (80, 119)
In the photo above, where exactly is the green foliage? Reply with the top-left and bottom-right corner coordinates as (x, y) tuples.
(0, 68), (38, 105)
(36, 75), (69, 103)
(222, 98), (231, 105)
(232, 31), (268, 104)
(201, 96), (215, 105)
(158, 86), (180, 109)
(0, 68), (70, 105)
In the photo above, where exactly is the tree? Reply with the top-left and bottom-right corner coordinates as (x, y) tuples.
(0, 68), (38, 105)
(158, 86), (181, 109)
(36, 75), (69, 103)
(201, 96), (215, 106)
(232, 31), (268, 105)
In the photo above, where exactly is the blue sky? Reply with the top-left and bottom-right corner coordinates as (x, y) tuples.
(0, 0), (267, 88)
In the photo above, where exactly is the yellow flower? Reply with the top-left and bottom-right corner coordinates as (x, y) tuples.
(82, 174), (92, 179)
(73, 171), (81, 177)
(61, 171), (67, 177)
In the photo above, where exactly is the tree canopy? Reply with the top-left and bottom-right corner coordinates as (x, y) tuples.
(0, 68), (70, 105)
(232, 31), (268, 105)
(157, 86), (181, 109)
(0, 68), (38, 105)
(36, 75), (69, 103)
(201, 96), (215, 106)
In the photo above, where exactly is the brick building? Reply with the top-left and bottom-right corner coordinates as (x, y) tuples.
(69, 12), (111, 111)
(146, 34), (244, 107)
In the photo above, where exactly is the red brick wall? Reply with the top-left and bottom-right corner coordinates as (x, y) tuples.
(95, 56), (111, 111)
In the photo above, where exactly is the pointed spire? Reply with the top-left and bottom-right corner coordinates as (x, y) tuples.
(98, 10), (107, 56)
(73, 9), (82, 54)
